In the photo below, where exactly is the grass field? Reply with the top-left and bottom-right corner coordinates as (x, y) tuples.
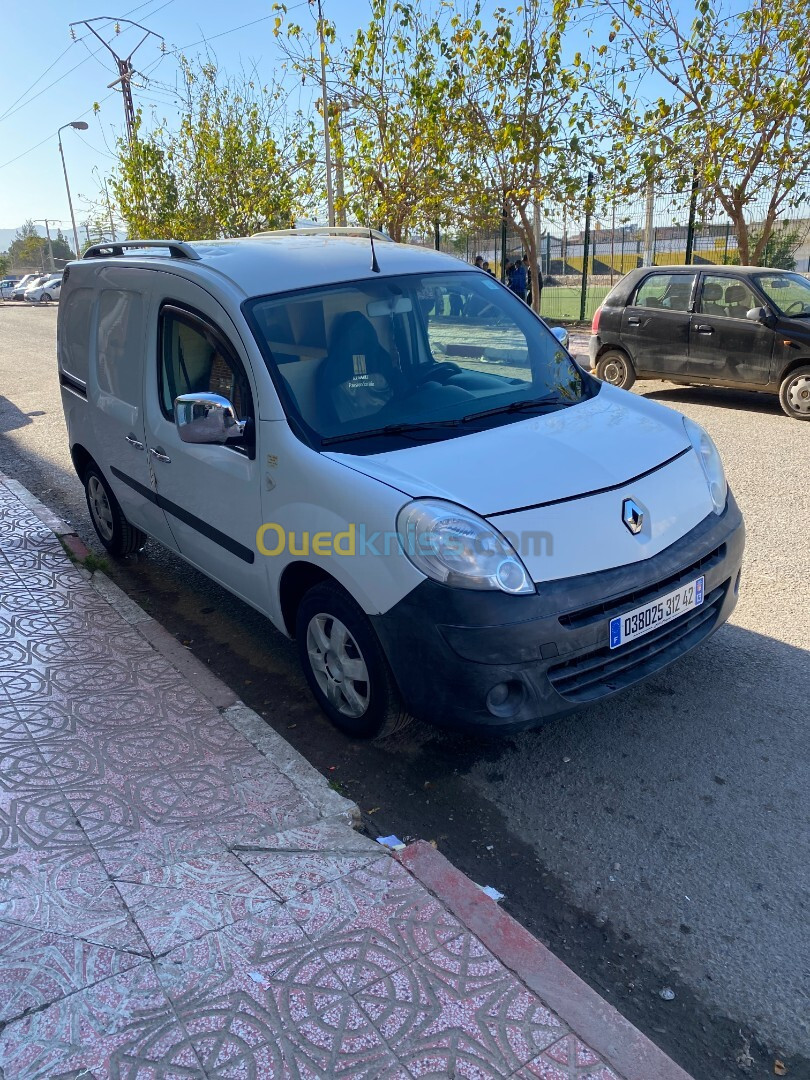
(537, 285), (612, 323)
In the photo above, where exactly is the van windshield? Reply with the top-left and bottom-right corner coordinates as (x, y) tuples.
(244, 271), (592, 452)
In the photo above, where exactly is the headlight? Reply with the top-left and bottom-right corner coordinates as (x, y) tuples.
(683, 417), (727, 514)
(396, 499), (534, 594)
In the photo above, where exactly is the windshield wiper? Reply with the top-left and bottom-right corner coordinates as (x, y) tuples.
(320, 395), (574, 447)
(321, 418), (462, 446)
(460, 394), (572, 423)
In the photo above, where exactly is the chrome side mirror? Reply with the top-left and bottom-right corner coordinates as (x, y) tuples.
(175, 392), (246, 445)
(550, 325), (570, 350)
(745, 306), (768, 323)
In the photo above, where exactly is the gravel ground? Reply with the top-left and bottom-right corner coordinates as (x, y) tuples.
(1, 304), (808, 1074)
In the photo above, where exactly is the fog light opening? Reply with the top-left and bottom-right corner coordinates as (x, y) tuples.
(485, 679), (526, 718)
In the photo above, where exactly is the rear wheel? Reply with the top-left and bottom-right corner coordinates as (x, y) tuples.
(296, 581), (411, 739)
(779, 366), (810, 420)
(83, 463), (147, 556)
(40, 293), (51, 304)
(596, 349), (636, 391)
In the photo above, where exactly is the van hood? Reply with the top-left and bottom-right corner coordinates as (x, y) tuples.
(326, 385), (693, 516)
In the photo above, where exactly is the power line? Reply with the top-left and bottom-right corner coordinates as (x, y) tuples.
(0, 93), (117, 171)
(174, 12), (278, 53)
(0, 44), (75, 122)
(0, 0), (175, 126)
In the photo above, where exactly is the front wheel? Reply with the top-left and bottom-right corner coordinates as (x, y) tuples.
(296, 581), (411, 739)
(40, 293), (51, 304)
(596, 349), (636, 391)
(83, 463), (147, 556)
(779, 366), (810, 420)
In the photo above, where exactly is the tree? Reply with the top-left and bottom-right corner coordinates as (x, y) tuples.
(592, 0), (810, 265)
(275, 0), (458, 242)
(8, 220), (75, 269)
(442, 0), (589, 308)
(108, 59), (319, 239)
(0, 254), (9, 277)
(730, 223), (805, 270)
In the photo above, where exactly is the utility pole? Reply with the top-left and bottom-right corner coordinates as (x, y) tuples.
(643, 178), (655, 267)
(315, 0), (335, 227)
(35, 219), (57, 271)
(69, 18), (164, 146)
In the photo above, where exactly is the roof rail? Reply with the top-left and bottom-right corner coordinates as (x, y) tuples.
(251, 226), (392, 242)
(82, 239), (202, 261)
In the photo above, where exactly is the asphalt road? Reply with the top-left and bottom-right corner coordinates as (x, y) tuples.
(1, 302), (808, 1080)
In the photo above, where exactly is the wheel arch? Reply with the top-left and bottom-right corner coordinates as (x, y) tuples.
(70, 443), (94, 481)
(777, 356), (810, 384)
(594, 342), (634, 364)
(278, 561), (339, 637)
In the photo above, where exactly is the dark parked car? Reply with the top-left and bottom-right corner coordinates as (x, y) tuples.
(589, 265), (810, 420)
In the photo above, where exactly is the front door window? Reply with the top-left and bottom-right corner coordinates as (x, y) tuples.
(698, 275), (760, 319)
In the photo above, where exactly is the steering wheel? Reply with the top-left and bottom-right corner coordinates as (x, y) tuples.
(784, 300), (808, 316)
(415, 362), (463, 385)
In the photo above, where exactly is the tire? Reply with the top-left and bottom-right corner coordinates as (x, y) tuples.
(40, 293), (51, 304)
(296, 581), (411, 739)
(778, 365), (810, 421)
(596, 349), (636, 391)
(83, 463), (147, 556)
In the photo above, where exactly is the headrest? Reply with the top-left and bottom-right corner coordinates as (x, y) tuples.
(322, 312), (387, 388)
(703, 283), (724, 301)
(724, 285), (747, 302)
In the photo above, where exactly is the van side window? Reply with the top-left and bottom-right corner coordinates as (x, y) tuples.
(97, 290), (144, 404)
(158, 307), (253, 422)
(634, 273), (695, 312)
(60, 287), (95, 385)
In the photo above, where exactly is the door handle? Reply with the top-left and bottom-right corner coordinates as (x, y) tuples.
(695, 324), (714, 334)
(149, 447), (171, 463)
(124, 433), (144, 450)
(627, 317), (641, 326)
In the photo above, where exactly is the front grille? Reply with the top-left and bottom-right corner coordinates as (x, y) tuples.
(557, 544), (726, 630)
(548, 583), (727, 703)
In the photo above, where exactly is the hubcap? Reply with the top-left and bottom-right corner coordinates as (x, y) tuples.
(306, 613), (370, 718)
(787, 374), (810, 415)
(87, 476), (114, 541)
(603, 358), (625, 385)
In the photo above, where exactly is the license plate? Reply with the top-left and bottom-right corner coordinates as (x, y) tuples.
(609, 576), (704, 649)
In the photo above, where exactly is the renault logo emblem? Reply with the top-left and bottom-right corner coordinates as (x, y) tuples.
(622, 498), (644, 535)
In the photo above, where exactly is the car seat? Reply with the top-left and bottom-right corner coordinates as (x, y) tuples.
(701, 282), (726, 316)
(723, 284), (751, 319)
(664, 284), (692, 310)
(317, 311), (398, 428)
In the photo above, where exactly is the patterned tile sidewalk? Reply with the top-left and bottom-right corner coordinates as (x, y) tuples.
(0, 476), (685, 1079)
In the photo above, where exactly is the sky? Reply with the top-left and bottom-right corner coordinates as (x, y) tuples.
(0, 0), (375, 237)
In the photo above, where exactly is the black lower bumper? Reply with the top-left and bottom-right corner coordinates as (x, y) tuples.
(371, 493), (745, 732)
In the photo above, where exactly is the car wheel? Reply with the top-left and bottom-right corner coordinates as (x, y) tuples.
(296, 581), (411, 739)
(596, 349), (636, 390)
(83, 463), (147, 556)
(779, 366), (810, 420)
(40, 293), (51, 304)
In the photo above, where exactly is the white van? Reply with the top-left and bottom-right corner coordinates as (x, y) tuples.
(57, 232), (744, 738)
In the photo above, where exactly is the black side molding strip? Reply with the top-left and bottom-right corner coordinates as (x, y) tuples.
(110, 466), (255, 564)
(59, 371), (88, 398)
(486, 447), (692, 518)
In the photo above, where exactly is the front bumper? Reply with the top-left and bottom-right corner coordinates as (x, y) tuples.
(372, 493), (744, 732)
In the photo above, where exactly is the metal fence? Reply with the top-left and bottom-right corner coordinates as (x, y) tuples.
(427, 180), (810, 324)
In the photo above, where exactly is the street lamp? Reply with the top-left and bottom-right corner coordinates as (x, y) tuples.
(58, 121), (88, 259)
